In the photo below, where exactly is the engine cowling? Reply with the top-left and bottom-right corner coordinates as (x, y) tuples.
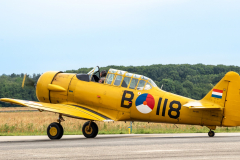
(36, 71), (61, 103)
(36, 71), (75, 103)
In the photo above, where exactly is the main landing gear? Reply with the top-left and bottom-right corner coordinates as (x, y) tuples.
(82, 121), (99, 138)
(208, 130), (215, 137)
(47, 114), (99, 140)
(47, 114), (64, 140)
(47, 122), (64, 139)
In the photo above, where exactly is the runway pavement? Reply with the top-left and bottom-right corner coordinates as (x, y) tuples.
(1, 133), (240, 159)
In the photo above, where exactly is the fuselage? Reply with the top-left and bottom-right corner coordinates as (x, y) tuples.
(36, 71), (223, 127)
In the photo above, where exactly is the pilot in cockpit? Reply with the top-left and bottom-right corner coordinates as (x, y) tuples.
(99, 70), (107, 83)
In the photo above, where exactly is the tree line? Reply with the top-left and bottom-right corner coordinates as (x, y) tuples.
(0, 73), (40, 107)
(1, 64), (240, 107)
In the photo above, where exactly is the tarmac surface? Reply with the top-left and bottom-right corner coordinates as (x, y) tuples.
(1, 133), (240, 159)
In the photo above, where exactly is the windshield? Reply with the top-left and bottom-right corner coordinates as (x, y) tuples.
(88, 66), (100, 81)
(87, 68), (95, 75)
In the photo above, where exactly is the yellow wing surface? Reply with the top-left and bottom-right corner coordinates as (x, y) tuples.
(0, 98), (111, 121)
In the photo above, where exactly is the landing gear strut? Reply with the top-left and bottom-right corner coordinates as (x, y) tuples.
(208, 130), (215, 137)
(82, 121), (98, 138)
(47, 114), (64, 140)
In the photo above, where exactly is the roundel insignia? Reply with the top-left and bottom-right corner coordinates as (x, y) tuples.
(135, 93), (155, 114)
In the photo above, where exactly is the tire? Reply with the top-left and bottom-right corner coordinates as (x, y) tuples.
(47, 122), (64, 140)
(82, 121), (98, 138)
(58, 123), (64, 137)
(208, 130), (215, 137)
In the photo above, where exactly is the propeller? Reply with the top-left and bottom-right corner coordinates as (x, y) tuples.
(22, 74), (26, 88)
(22, 74), (37, 88)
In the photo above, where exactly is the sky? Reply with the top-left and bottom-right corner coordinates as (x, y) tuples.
(0, 0), (240, 75)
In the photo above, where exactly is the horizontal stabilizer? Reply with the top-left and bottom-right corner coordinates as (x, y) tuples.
(183, 101), (223, 109)
(0, 98), (112, 121)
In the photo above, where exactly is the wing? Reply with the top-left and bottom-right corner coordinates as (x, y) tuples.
(183, 101), (223, 109)
(0, 98), (112, 121)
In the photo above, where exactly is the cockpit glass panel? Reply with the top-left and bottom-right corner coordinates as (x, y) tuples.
(87, 68), (94, 80)
(141, 76), (150, 81)
(108, 69), (118, 74)
(87, 68), (95, 75)
(137, 80), (146, 90)
(117, 70), (126, 75)
(113, 75), (123, 86)
(144, 82), (152, 90)
(87, 66), (99, 82)
(92, 71), (100, 82)
(121, 77), (131, 88)
(149, 79), (157, 87)
(106, 73), (115, 85)
(129, 78), (139, 89)
(133, 74), (141, 79)
(125, 73), (133, 77)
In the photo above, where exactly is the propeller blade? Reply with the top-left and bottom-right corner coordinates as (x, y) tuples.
(22, 74), (27, 88)
(22, 74), (36, 88)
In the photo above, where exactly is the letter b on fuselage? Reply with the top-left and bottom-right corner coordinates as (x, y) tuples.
(121, 91), (134, 108)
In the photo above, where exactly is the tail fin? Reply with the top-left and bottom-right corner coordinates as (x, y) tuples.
(201, 72), (236, 107)
(202, 71), (240, 126)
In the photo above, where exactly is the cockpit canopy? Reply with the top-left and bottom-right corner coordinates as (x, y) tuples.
(105, 69), (157, 90)
(76, 67), (157, 91)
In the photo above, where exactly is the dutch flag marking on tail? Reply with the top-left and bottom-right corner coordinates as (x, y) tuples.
(212, 89), (223, 99)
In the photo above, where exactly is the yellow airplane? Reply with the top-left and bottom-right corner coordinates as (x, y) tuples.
(0, 66), (239, 139)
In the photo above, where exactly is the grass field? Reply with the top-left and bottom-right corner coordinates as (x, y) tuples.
(0, 107), (240, 136)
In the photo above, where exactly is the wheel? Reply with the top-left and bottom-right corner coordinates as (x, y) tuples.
(82, 121), (98, 138)
(47, 122), (64, 140)
(208, 130), (215, 137)
(58, 123), (64, 136)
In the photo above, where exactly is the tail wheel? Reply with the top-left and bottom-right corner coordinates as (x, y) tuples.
(82, 121), (98, 138)
(47, 122), (64, 140)
(208, 130), (215, 137)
